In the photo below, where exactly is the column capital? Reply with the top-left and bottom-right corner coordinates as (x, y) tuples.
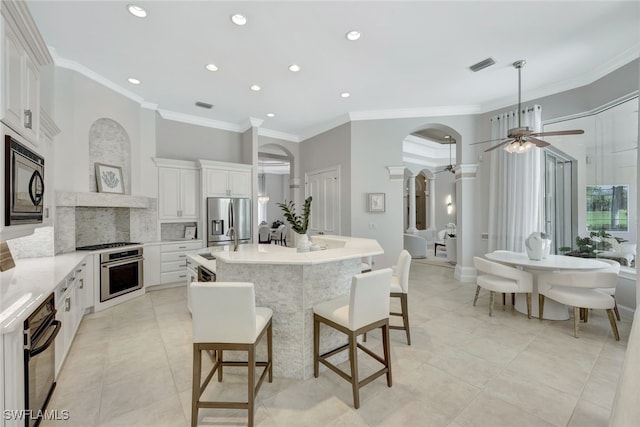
(386, 166), (405, 181)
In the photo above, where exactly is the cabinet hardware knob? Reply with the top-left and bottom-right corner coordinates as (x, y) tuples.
(24, 109), (32, 129)
(65, 297), (71, 312)
(179, 274), (186, 278)
(79, 279), (84, 289)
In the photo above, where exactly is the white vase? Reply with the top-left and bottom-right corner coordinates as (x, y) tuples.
(296, 233), (311, 253)
(525, 232), (551, 260)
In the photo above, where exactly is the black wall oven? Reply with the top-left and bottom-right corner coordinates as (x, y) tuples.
(24, 293), (61, 427)
(5, 134), (45, 226)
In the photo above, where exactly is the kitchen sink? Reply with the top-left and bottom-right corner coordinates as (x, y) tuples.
(199, 253), (216, 260)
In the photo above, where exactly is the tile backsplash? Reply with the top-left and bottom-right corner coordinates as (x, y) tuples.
(161, 222), (198, 241)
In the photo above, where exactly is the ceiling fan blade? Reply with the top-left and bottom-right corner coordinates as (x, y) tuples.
(530, 129), (584, 137)
(527, 137), (550, 148)
(470, 137), (508, 146)
(485, 139), (513, 152)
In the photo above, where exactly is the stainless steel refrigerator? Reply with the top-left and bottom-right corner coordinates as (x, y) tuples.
(207, 197), (252, 246)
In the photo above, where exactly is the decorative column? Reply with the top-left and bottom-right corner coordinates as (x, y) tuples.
(428, 178), (436, 230)
(406, 172), (417, 233)
(454, 163), (479, 282)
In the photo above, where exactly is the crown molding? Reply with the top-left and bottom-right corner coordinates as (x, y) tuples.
(157, 109), (244, 133)
(1, 0), (52, 66)
(298, 114), (351, 142)
(52, 50), (147, 105)
(349, 105), (482, 122)
(39, 108), (60, 139)
(386, 166), (406, 181)
(258, 128), (300, 143)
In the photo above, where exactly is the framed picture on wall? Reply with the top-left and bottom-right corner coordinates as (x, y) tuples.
(95, 163), (124, 194)
(367, 193), (385, 212)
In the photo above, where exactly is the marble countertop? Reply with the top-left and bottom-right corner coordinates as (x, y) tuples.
(190, 235), (383, 267)
(0, 252), (89, 334)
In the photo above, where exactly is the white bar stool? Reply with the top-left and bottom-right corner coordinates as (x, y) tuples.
(190, 282), (273, 427)
(313, 268), (393, 408)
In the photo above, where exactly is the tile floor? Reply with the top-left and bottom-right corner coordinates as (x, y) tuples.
(42, 260), (631, 427)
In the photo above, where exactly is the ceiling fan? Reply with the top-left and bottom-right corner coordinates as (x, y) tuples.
(472, 60), (584, 153)
(436, 137), (456, 174)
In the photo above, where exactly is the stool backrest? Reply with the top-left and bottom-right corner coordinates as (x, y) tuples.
(396, 250), (412, 293)
(190, 282), (257, 343)
(258, 226), (271, 241)
(596, 258), (621, 274)
(349, 268), (393, 330)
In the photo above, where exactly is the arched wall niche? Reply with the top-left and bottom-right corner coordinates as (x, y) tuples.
(88, 118), (132, 194)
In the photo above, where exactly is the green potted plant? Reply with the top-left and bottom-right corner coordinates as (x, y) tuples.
(277, 197), (313, 252)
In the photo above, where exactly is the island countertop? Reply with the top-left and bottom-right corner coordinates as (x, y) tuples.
(193, 235), (382, 267)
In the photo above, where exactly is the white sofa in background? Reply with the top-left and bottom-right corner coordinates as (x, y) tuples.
(403, 234), (426, 259)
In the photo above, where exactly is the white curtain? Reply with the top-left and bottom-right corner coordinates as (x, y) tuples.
(488, 105), (543, 252)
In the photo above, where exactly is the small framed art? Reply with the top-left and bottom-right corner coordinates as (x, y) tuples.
(95, 163), (124, 194)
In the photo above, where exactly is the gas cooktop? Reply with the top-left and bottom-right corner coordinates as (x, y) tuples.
(76, 242), (141, 251)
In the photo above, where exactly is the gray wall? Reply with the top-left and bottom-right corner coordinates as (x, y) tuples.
(156, 116), (244, 163)
(299, 122), (352, 237)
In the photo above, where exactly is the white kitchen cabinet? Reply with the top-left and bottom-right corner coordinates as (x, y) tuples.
(159, 240), (203, 285)
(199, 160), (252, 198)
(74, 256), (94, 311)
(156, 160), (200, 221)
(54, 261), (87, 377)
(2, 22), (40, 144)
(143, 243), (161, 287)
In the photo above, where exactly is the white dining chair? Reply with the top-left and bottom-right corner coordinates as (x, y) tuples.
(258, 225), (271, 244)
(538, 268), (620, 340)
(595, 259), (621, 321)
(473, 256), (533, 317)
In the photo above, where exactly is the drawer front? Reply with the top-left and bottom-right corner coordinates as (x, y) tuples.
(161, 251), (189, 263)
(161, 241), (203, 253)
(161, 270), (188, 284)
(161, 260), (186, 273)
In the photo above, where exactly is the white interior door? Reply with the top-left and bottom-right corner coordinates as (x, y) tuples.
(306, 167), (340, 235)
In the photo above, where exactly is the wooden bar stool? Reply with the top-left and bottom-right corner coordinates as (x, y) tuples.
(190, 282), (273, 427)
(313, 268), (393, 408)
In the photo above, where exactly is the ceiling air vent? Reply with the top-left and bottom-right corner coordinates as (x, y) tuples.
(469, 57), (496, 72)
(195, 101), (213, 109)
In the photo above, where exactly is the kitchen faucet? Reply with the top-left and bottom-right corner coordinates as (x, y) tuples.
(227, 200), (239, 251)
(226, 226), (238, 252)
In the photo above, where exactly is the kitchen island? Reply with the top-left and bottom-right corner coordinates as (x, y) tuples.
(188, 235), (383, 379)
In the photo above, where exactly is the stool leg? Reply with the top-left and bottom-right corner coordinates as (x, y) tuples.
(267, 322), (273, 382)
(511, 293), (515, 306)
(382, 322), (392, 387)
(538, 294), (545, 320)
(525, 293), (532, 319)
(248, 346), (255, 427)
(217, 350), (223, 382)
(573, 306), (580, 338)
(191, 344), (201, 427)
(349, 331), (360, 409)
(614, 298), (621, 321)
(400, 293), (411, 345)
(502, 293), (506, 306)
(313, 315), (320, 378)
(473, 285), (480, 306)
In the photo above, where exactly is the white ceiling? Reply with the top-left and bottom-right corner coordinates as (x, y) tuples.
(27, 1), (639, 142)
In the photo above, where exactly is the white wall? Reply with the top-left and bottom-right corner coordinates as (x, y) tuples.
(53, 67), (150, 196)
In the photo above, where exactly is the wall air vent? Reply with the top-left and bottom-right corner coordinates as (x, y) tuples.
(195, 101), (213, 109)
(469, 57), (496, 72)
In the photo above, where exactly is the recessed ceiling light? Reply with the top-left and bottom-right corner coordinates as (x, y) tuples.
(127, 4), (147, 18)
(345, 30), (361, 41)
(250, 85), (261, 91)
(266, 113), (276, 118)
(231, 14), (247, 26)
(288, 64), (301, 72)
(205, 63), (218, 72)
(127, 77), (141, 85)
(340, 92), (351, 98)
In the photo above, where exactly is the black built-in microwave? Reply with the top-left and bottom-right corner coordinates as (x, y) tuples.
(5, 134), (45, 225)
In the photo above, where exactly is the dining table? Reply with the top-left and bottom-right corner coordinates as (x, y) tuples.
(485, 251), (611, 320)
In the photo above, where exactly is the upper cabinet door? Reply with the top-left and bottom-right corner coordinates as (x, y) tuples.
(204, 168), (229, 197)
(2, 24), (40, 145)
(180, 168), (199, 219)
(158, 167), (181, 219)
(3, 27), (24, 130)
(228, 170), (251, 197)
